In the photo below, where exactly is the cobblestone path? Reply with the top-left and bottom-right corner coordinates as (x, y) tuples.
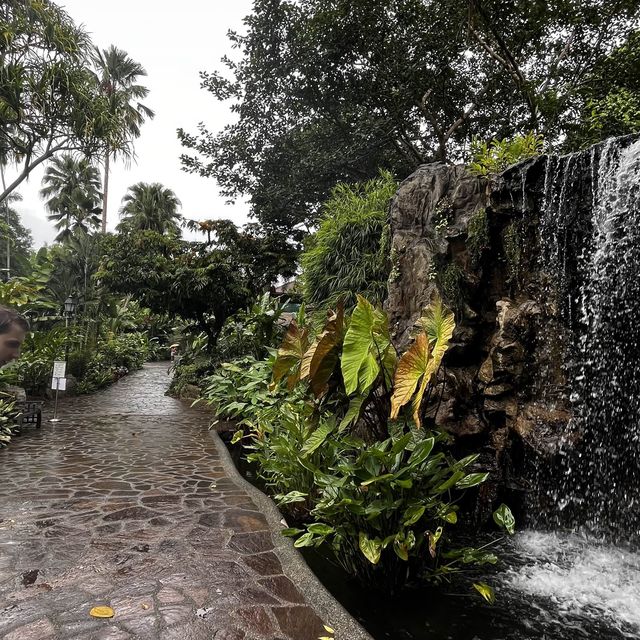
(0, 363), (330, 640)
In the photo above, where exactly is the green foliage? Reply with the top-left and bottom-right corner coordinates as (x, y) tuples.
(503, 221), (522, 286)
(0, 194), (33, 276)
(40, 154), (102, 242)
(205, 296), (514, 594)
(71, 332), (149, 394)
(179, 0), (638, 236)
(117, 182), (182, 236)
(97, 230), (251, 344)
(584, 89), (640, 142)
(200, 355), (287, 425)
(0, 391), (21, 448)
(568, 30), (640, 148)
(0, 0), (135, 200)
(288, 427), (501, 591)
(9, 327), (68, 394)
(469, 133), (544, 177)
(301, 173), (396, 309)
(436, 264), (466, 314)
(216, 293), (288, 362)
(467, 208), (490, 267)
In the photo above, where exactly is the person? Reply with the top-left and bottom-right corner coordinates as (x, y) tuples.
(0, 306), (29, 368)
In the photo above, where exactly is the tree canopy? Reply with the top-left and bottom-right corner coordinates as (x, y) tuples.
(179, 0), (639, 236)
(118, 182), (182, 235)
(97, 230), (250, 344)
(0, 1), (139, 202)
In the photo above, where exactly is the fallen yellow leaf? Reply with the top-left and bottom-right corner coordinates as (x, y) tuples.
(90, 606), (115, 618)
(323, 625), (335, 634)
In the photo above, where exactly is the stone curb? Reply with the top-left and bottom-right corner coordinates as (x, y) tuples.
(210, 430), (374, 640)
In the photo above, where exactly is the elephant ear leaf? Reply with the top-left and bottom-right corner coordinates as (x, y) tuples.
(308, 304), (345, 397)
(272, 321), (310, 390)
(390, 333), (431, 427)
(419, 295), (455, 380)
(341, 296), (379, 395)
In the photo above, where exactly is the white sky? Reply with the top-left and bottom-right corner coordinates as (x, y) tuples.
(6, 0), (254, 247)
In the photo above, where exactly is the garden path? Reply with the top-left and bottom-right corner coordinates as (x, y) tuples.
(0, 363), (331, 640)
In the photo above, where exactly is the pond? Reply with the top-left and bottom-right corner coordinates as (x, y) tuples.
(225, 439), (640, 640)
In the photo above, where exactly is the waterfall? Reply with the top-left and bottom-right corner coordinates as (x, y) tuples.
(539, 137), (640, 539)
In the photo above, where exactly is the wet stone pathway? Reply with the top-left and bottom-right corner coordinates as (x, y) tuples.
(0, 363), (330, 640)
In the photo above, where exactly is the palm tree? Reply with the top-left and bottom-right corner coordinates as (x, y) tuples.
(118, 182), (182, 235)
(40, 154), (102, 243)
(93, 46), (155, 232)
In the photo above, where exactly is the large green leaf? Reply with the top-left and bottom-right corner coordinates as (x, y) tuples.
(359, 532), (382, 564)
(493, 503), (516, 535)
(338, 395), (366, 431)
(301, 418), (336, 458)
(341, 296), (376, 394)
(456, 472), (489, 489)
(473, 582), (496, 604)
(341, 295), (393, 395)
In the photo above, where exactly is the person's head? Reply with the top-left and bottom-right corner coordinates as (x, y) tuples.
(0, 306), (29, 367)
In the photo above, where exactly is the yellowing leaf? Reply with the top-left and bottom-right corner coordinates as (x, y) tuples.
(90, 606), (115, 618)
(473, 582), (496, 604)
(323, 624), (335, 634)
(390, 333), (431, 427)
(419, 295), (455, 382)
(272, 321), (310, 390)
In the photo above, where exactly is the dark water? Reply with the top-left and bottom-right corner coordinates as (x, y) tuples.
(225, 440), (640, 640)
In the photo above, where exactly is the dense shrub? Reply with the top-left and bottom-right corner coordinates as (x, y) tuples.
(468, 132), (544, 177)
(301, 172), (396, 309)
(0, 392), (21, 448)
(204, 296), (514, 598)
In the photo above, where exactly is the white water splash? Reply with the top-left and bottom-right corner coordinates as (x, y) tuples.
(503, 531), (640, 636)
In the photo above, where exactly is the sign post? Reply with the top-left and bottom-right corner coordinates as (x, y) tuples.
(49, 361), (67, 423)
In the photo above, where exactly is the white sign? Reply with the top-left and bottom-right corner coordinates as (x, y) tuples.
(52, 361), (66, 378)
(50, 377), (67, 391)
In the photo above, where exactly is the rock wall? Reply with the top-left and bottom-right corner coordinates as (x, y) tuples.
(386, 156), (573, 519)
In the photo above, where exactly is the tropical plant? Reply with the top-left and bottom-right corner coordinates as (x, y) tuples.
(92, 45), (155, 231)
(216, 292), (288, 361)
(40, 154), (102, 242)
(0, 391), (21, 448)
(118, 182), (182, 235)
(0, 193), (33, 277)
(0, 0), (132, 202)
(468, 133), (545, 177)
(179, 0), (639, 237)
(301, 172), (396, 310)
(98, 230), (251, 344)
(282, 426), (511, 593)
(272, 295), (455, 436)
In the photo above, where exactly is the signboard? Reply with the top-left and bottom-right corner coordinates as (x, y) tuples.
(52, 361), (66, 378)
(50, 377), (67, 391)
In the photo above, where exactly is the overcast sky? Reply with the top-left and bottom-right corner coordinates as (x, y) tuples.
(6, 0), (254, 247)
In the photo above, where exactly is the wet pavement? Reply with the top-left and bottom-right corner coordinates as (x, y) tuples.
(0, 363), (331, 640)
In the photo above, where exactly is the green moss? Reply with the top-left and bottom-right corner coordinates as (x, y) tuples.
(467, 208), (489, 267)
(436, 263), (466, 313)
(503, 221), (522, 286)
(433, 195), (453, 234)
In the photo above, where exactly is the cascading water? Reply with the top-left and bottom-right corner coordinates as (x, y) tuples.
(500, 137), (640, 639)
(540, 137), (640, 537)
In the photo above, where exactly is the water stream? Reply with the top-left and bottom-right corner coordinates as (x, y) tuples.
(503, 136), (640, 638)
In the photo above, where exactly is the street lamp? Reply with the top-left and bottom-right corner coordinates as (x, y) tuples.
(64, 296), (76, 316)
(64, 296), (76, 360)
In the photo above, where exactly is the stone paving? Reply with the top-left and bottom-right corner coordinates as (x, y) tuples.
(0, 363), (331, 640)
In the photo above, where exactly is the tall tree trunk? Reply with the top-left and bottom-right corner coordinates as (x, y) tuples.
(102, 153), (110, 233)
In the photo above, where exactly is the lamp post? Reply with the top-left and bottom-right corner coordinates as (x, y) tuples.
(64, 296), (76, 360)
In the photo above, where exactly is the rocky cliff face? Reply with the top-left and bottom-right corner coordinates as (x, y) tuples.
(386, 155), (577, 519)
